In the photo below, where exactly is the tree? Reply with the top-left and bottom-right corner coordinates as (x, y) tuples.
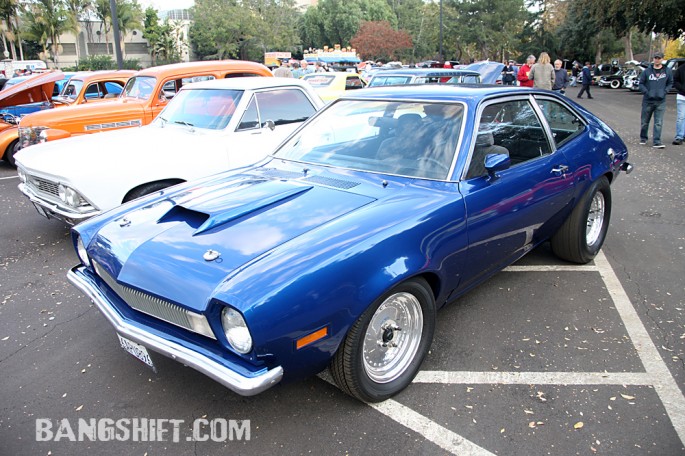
(20, 0), (70, 66)
(1, 0), (23, 59)
(350, 20), (412, 61)
(189, 0), (252, 60)
(65, 0), (91, 59)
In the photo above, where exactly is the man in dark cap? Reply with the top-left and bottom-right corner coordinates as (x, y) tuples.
(638, 52), (673, 149)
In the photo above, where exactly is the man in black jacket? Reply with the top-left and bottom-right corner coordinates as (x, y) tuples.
(577, 62), (593, 99)
(639, 53), (673, 148)
(673, 62), (685, 145)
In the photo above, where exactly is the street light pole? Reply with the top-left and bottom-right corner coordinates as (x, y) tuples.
(439, 0), (443, 61)
(110, 0), (124, 69)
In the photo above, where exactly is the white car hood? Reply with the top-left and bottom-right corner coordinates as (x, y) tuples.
(16, 125), (206, 178)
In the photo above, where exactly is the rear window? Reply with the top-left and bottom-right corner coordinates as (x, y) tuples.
(368, 76), (412, 87)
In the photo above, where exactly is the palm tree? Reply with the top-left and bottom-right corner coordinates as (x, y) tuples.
(93, 0), (112, 54)
(21, 0), (70, 67)
(65, 0), (92, 60)
(0, 0), (23, 60)
(114, 0), (143, 58)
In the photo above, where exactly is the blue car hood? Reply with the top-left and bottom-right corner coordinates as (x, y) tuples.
(90, 172), (375, 312)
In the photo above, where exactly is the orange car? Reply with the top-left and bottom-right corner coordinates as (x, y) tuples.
(52, 70), (135, 107)
(0, 71), (64, 166)
(18, 60), (273, 151)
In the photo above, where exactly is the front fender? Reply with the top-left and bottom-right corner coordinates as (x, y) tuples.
(0, 127), (18, 158)
(43, 128), (73, 143)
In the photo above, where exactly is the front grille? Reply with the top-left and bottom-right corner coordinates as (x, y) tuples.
(32, 176), (60, 197)
(93, 262), (212, 338)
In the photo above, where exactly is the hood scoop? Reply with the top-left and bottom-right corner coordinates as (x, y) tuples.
(166, 183), (314, 235)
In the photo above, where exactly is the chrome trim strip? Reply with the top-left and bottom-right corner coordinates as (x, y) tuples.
(18, 182), (99, 225)
(67, 266), (283, 396)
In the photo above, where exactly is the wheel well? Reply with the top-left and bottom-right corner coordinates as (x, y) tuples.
(123, 179), (186, 203)
(416, 272), (441, 302)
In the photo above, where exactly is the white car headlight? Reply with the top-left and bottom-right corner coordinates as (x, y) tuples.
(76, 236), (91, 268)
(221, 307), (253, 354)
(58, 184), (82, 207)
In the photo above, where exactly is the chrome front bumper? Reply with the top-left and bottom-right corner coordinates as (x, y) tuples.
(67, 265), (284, 396)
(18, 182), (98, 225)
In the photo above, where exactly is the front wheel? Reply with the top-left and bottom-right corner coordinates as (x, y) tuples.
(610, 80), (621, 89)
(330, 277), (436, 402)
(551, 176), (611, 263)
(3, 139), (20, 168)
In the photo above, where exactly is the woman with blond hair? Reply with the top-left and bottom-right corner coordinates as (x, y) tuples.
(529, 52), (555, 90)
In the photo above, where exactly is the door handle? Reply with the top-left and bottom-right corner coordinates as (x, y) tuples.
(551, 165), (569, 176)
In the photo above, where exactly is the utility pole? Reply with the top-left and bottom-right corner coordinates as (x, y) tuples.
(110, 0), (123, 69)
(439, 0), (443, 61)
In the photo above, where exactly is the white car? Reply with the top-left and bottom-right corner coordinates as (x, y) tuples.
(16, 77), (324, 225)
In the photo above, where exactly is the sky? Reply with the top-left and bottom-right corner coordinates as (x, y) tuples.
(137, 0), (194, 11)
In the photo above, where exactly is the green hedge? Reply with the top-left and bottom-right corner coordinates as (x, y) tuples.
(62, 55), (142, 71)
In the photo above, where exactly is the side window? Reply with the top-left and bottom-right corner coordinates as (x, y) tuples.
(104, 81), (124, 97)
(225, 72), (262, 78)
(255, 89), (316, 126)
(85, 83), (101, 99)
(535, 98), (585, 147)
(466, 100), (551, 179)
(236, 96), (259, 131)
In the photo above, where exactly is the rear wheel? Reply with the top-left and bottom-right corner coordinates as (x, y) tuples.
(330, 277), (436, 402)
(551, 176), (611, 263)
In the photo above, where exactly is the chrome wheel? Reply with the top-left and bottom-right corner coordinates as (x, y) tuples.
(586, 190), (605, 246)
(362, 292), (423, 383)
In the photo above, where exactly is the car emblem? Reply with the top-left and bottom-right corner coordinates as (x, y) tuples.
(119, 218), (131, 227)
(203, 249), (221, 261)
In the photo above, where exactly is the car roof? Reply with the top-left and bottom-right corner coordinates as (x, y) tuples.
(135, 60), (270, 79)
(343, 84), (535, 102)
(181, 77), (312, 91)
(67, 70), (136, 81)
(370, 68), (480, 77)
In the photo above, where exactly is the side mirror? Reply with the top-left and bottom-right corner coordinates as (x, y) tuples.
(484, 153), (510, 179)
(263, 119), (275, 131)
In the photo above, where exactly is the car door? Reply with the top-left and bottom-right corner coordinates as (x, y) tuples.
(231, 88), (318, 167)
(459, 96), (577, 288)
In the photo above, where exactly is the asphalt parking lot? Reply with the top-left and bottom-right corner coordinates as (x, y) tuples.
(1, 86), (684, 455)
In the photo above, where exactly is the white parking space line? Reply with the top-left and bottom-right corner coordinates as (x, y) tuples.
(0, 175), (18, 180)
(504, 264), (599, 272)
(370, 399), (497, 456)
(594, 251), (685, 444)
(320, 250), (685, 453)
(414, 371), (653, 386)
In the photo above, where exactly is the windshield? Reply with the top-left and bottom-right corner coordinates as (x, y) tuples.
(123, 76), (157, 100)
(59, 79), (83, 99)
(275, 100), (464, 180)
(368, 76), (413, 87)
(155, 88), (244, 130)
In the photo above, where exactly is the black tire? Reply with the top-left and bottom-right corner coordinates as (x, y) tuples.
(123, 181), (176, 203)
(551, 176), (611, 263)
(610, 80), (621, 89)
(330, 277), (436, 402)
(4, 139), (20, 168)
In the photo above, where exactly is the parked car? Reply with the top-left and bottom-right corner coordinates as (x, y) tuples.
(17, 60), (273, 150)
(16, 78), (323, 225)
(302, 72), (365, 102)
(0, 71), (132, 167)
(367, 68), (481, 87)
(462, 61), (506, 84)
(597, 71), (624, 89)
(0, 71), (64, 166)
(52, 70), (135, 106)
(623, 67), (643, 91)
(67, 85), (632, 402)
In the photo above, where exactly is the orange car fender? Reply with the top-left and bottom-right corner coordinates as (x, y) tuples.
(43, 128), (72, 142)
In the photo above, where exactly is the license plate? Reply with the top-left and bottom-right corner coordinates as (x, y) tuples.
(117, 334), (156, 372)
(33, 203), (49, 219)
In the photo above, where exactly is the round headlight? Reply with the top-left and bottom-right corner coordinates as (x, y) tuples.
(64, 187), (80, 207)
(221, 307), (252, 354)
(58, 183), (66, 202)
(76, 236), (91, 268)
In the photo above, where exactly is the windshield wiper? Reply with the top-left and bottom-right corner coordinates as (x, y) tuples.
(173, 120), (194, 128)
